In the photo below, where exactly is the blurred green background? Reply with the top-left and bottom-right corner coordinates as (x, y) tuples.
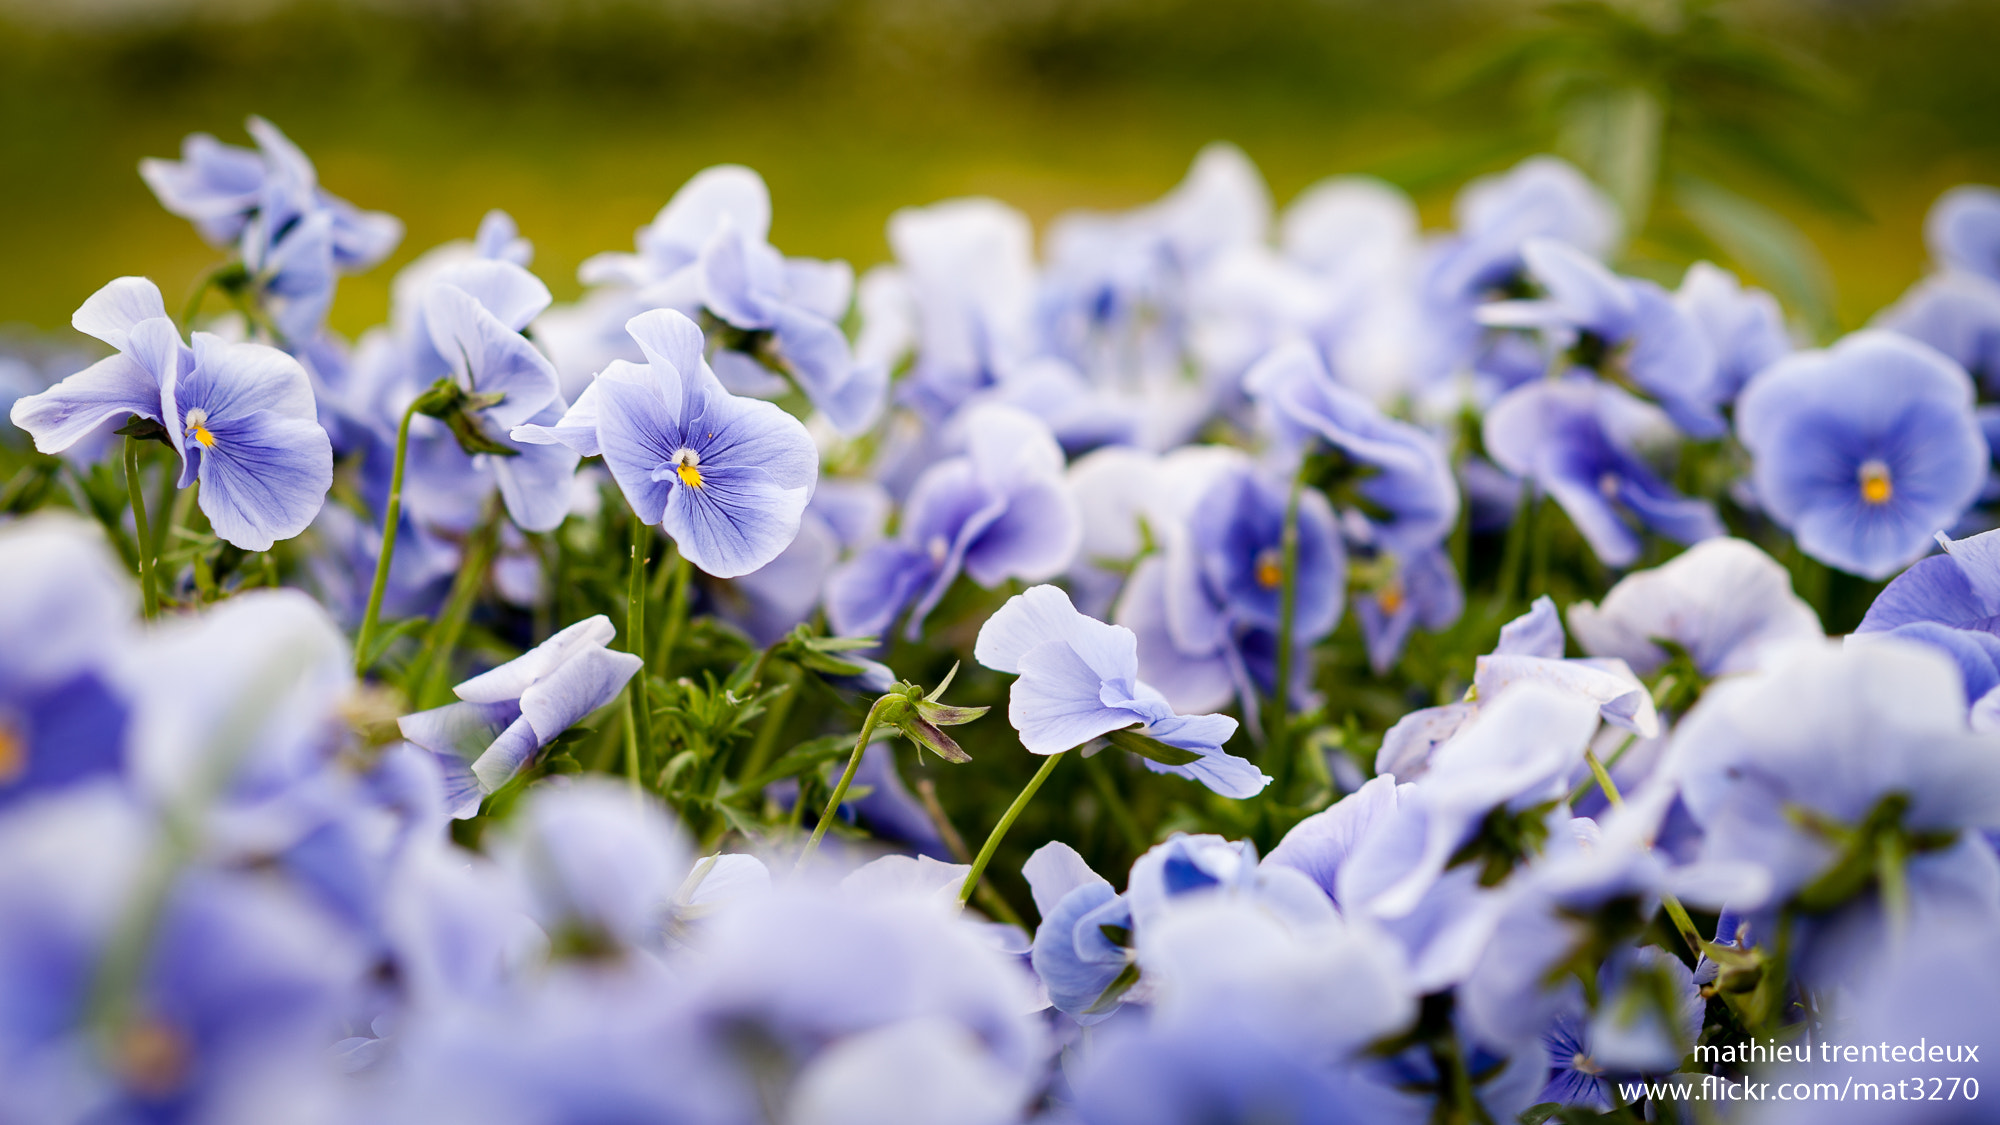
(3, 0), (1999, 343)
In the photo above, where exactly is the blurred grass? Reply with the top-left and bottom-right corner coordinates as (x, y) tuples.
(2, 0), (1999, 342)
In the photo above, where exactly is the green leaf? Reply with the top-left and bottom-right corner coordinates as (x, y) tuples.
(734, 732), (864, 793)
(1104, 727), (1203, 767)
(360, 616), (430, 668)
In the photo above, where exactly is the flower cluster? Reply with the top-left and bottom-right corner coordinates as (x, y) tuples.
(7, 116), (2000, 1124)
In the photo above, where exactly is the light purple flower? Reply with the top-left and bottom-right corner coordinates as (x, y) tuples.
(518, 308), (819, 579)
(1736, 330), (1988, 579)
(975, 584), (1265, 798)
(826, 405), (1079, 640)
(11, 277), (333, 550)
(399, 616), (642, 818)
(1484, 376), (1722, 569)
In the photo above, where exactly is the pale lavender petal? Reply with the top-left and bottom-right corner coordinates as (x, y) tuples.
(194, 411), (334, 551)
(71, 277), (168, 351)
(518, 645), (644, 744)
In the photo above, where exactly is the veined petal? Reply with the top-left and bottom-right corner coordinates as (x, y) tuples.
(424, 283), (561, 429)
(689, 386), (819, 494)
(661, 462), (811, 579)
(186, 332), (319, 423)
(518, 644), (643, 744)
(8, 352), (163, 455)
(193, 410), (334, 551)
(512, 372), (612, 457)
(1010, 639), (1146, 755)
(431, 259), (552, 333)
(72, 277), (168, 351)
(398, 699), (523, 759)
(594, 374), (681, 525)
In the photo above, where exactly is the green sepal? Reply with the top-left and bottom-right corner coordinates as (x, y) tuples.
(1104, 726), (1203, 767)
(114, 415), (172, 445)
(411, 377), (519, 458)
(1082, 961), (1142, 1015)
(902, 716), (973, 764)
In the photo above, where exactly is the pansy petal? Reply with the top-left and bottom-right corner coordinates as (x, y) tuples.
(518, 645), (644, 744)
(661, 463), (810, 579)
(72, 277), (168, 351)
(194, 411), (334, 551)
(1011, 640), (1147, 755)
(9, 352), (164, 455)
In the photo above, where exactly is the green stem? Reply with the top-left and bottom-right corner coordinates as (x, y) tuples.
(737, 664), (795, 782)
(1084, 752), (1148, 857)
(124, 438), (160, 619)
(1878, 829), (1910, 938)
(1584, 747), (1623, 810)
(1527, 492), (1550, 599)
(1267, 471), (1305, 786)
(413, 500), (502, 706)
(626, 516), (655, 786)
(622, 692), (643, 798)
(797, 694), (894, 869)
(355, 401), (419, 675)
(652, 550), (692, 673)
(1582, 738), (1710, 963)
(1568, 731), (1638, 806)
(1492, 490), (1533, 614)
(959, 750), (1066, 908)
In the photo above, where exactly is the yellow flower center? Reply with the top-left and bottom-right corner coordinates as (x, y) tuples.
(1858, 459), (1893, 506)
(0, 718), (25, 786)
(1254, 547), (1284, 589)
(1378, 579), (1406, 616)
(116, 1019), (191, 1098)
(672, 449), (703, 489)
(184, 407), (216, 449)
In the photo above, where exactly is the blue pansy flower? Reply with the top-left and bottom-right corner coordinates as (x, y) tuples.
(143, 118), (401, 344)
(11, 277), (334, 551)
(1675, 261), (1792, 406)
(1662, 637), (2000, 986)
(0, 517), (133, 809)
(420, 261), (583, 532)
(1479, 239), (1722, 436)
(1484, 376), (1722, 569)
(877, 197), (1040, 420)
(699, 219), (885, 435)
(826, 404), (1080, 640)
(518, 308), (819, 578)
(1118, 462), (1345, 719)
(1245, 339), (1460, 552)
(1022, 842), (1133, 1024)
(1737, 330), (1988, 579)
(1414, 155), (1619, 390)
(975, 584), (1264, 798)
(140, 116), (402, 272)
(1351, 546), (1464, 676)
(399, 615), (643, 818)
